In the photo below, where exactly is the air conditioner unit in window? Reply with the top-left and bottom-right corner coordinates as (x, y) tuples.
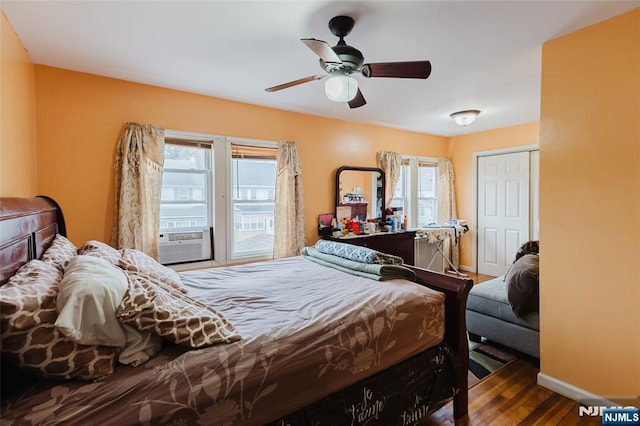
(159, 228), (212, 265)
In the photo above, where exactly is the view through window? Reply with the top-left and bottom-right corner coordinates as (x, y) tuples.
(231, 144), (277, 258)
(160, 138), (277, 263)
(390, 158), (439, 227)
(160, 142), (211, 230)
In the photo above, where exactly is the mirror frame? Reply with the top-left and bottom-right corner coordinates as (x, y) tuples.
(335, 166), (386, 222)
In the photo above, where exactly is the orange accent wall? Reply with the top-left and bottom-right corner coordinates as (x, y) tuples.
(0, 11), (37, 196)
(33, 66), (447, 246)
(539, 8), (639, 397)
(447, 122), (540, 268)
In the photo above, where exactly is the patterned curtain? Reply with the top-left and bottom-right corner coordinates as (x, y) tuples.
(437, 157), (459, 270)
(111, 123), (165, 259)
(376, 151), (402, 207)
(273, 141), (306, 259)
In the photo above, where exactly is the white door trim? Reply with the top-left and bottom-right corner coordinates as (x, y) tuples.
(471, 144), (539, 273)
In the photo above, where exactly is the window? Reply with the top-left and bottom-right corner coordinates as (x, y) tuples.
(417, 162), (438, 226)
(390, 157), (439, 228)
(160, 141), (211, 231)
(160, 134), (277, 265)
(390, 160), (409, 214)
(231, 144), (277, 258)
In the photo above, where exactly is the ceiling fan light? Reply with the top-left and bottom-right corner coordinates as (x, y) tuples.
(450, 110), (481, 126)
(325, 73), (358, 102)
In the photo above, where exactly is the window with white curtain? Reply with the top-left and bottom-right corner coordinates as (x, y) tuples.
(389, 157), (439, 228)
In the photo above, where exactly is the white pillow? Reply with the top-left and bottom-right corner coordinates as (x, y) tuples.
(55, 255), (128, 347)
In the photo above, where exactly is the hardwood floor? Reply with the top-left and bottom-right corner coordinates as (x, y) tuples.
(458, 270), (497, 285)
(423, 358), (600, 425)
(422, 270), (600, 425)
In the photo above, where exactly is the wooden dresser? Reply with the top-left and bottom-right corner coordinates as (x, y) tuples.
(325, 231), (416, 265)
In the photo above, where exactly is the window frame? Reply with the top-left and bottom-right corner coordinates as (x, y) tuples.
(163, 130), (277, 267)
(229, 142), (277, 260)
(160, 139), (213, 233)
(391, 156), (439, 228)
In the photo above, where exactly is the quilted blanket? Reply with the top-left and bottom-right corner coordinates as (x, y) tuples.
(301, 246), (416, 281)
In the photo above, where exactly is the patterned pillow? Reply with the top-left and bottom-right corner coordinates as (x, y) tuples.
(119, 248), (187, 294)
(78, 240), (122, 265)
(41, 234), (78, 270)
(314, 240), (404, 265)
(116, 270), (241, 348)
(0, 260), (116, 380)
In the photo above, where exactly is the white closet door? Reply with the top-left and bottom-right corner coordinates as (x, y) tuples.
(477, 152), (530, 276)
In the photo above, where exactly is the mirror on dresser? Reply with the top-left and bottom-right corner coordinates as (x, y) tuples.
(335, 166), (385, 222)
(329, 166), (415, 265)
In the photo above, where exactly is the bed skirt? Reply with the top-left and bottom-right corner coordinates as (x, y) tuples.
(269, 343), (459, 426)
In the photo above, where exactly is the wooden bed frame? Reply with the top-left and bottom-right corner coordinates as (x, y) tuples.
(0, 196), (472, 421)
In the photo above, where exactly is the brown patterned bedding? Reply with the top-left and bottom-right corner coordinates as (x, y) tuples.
(1, 256), (445, 425)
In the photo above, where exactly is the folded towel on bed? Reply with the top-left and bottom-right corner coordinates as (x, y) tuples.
(301, 246), (415, 281)
(314, 240), (404, 265)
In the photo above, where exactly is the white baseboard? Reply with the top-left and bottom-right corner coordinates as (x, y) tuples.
(459, 264), (473, 272)
(536, 373), (613, 405)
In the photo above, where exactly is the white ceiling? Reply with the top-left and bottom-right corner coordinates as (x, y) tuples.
(3, 1), (638, 136)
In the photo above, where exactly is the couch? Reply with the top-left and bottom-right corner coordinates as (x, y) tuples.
(466, 245), (540, 358)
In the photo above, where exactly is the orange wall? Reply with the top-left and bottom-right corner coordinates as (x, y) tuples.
(447, 122), (540, 268)
(4, 6), (638, 400)
(0, 11), (37, 196)
(539, 8), (639, 397)
(33, 66), (446, 246)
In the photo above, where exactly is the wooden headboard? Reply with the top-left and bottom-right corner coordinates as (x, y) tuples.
(0, 196), (66, 285)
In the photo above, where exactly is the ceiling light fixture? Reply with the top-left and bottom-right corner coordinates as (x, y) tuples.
(325, 71), (358, 102)
(450, 110), (481, 126)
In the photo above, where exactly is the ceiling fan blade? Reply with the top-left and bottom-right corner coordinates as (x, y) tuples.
(265, 75), (324, 92)
(301, 38), (342, 64)
(348, 88), (366, 109)
(361, 61), (432, 79)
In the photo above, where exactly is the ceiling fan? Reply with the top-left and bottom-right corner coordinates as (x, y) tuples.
(265, 15), (432, 109)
